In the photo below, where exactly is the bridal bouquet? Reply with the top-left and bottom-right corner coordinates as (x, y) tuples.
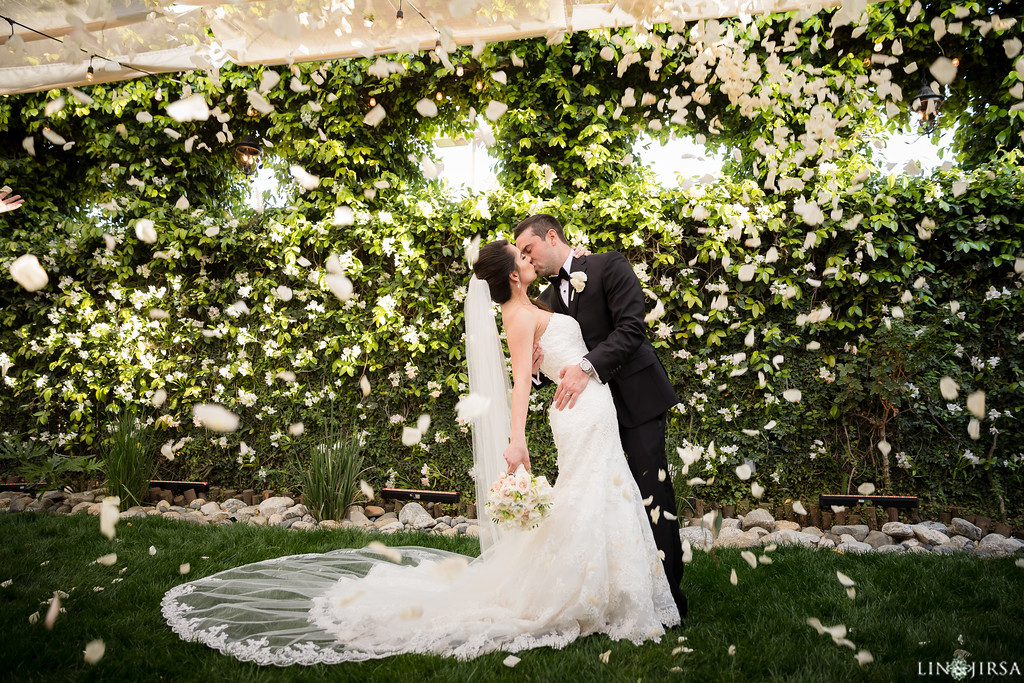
(484, 466), (554, 531)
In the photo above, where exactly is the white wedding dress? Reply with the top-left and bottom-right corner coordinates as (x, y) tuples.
(161, 313), (679, 665)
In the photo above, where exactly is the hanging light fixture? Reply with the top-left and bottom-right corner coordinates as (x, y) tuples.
(234, 135), (263, 176)
(910, 79), (943, 135)
(396, 0), (404, 29)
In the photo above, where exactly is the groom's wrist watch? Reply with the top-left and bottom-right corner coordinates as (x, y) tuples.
(579, 358), (599, 381)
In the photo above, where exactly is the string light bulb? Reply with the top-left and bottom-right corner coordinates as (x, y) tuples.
(369, 97), (376, 107)
(435, 91), (443, 101)
(952, 57), (960, 66)
(456, 64), (464, 77)
(87, 64), (94, 81)
(475, 81), (483, 90)
(434, 37), (442, 55)
(396, 1), (404, 30)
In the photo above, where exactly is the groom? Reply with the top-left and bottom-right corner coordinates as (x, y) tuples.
(514, 214), (687, 619)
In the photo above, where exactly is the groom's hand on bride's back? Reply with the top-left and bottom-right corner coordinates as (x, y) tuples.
(532, 342), (544, 375)
(553, 365), (588, 411)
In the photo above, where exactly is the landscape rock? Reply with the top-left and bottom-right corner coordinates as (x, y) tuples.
(741, 508), (775, 533)
(913, 524), (951, 546)
(978, 534), (1024, 554)
(775, 521), (801, 532)
(200, 502), (221, 515)
(874, 544), (905, 553)
(863, 530), (893, 548)
(291, 521), (316, 531)
(347, 508), (370, 526)
(398, 502), (436, 530)
(761, 529), (819, 548)
(881, 522), (915, 539)
(832, 525), (870, 542)
(258, 496), (295, 517)
(836, 540), (872, 554)
(949, 517), (982, 541)
(374, 513), (399, 529)
(679, 526), (714, 550)
(364, 505), (386, 517)
(378, 521), (404, 534)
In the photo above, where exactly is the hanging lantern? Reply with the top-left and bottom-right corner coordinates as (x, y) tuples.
(910, 81), (943, 135)
(234, 135), (262, 175)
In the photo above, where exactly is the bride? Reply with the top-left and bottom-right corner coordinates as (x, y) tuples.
(161, 239), (679, 665)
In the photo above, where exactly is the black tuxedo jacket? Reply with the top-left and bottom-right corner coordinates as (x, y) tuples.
(538, 251), (679, 428)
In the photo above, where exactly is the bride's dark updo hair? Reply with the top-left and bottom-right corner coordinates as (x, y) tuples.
(473, 239), (517, 303)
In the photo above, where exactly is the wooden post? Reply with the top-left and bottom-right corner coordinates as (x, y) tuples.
(809, 504), (821, 529)
(886, 507), (898, 523)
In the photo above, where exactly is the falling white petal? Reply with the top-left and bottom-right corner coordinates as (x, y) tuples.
(735, 464), (752, 481)
(966, 391), (986, 419)
(44, 592), (61, 630)
(167, 95), (210, 122)
(929, 57), (957, 85)
(415, 98), (438, 117)
(730, 568), (738, 585)
(401, 426), (422, 446)
(179, 563), (190, 575)
(83, 639), (106, 664)
(290, 165), (320, 191)
(968, 418), (981, 440)
(363, 104), (386, 127)
(99, 496), (120, 540)
(503, 654), (521, 668)
(360, 480), (374, 501)
(855, 650), (874, 666)
(246, 89), (274, 115)
(9, 254), (49, 292)
(367, 541), (403, 563)
(192, 404), (240, 432)
(133, 219), (157, 244)
(456, 393), (491, 423)
(793, 501), (807, 516)
(485, 100), (508, 122)
(858, 482), (876, 496)
(782, 389), (802, 403)
(359, 375), (371, 397)
(289, 422), (304, 437)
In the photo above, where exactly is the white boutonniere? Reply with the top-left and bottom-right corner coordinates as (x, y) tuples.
(568, 272), (587, 301)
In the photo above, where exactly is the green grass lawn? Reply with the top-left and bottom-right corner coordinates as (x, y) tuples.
(1, 511), (1022, 682)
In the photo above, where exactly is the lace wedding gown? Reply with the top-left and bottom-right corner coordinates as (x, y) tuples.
(161, 313), (679, 665)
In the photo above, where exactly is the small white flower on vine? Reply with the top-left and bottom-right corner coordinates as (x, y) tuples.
(569, 272), (587, 300)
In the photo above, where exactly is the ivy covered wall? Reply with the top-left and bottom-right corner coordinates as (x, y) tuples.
(1, 0), (1022, 519)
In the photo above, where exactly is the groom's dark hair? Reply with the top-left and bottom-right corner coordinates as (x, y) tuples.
(514, 214), (568, 245)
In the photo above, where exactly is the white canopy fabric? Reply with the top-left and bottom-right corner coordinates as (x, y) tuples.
(0, 0), (844, 96)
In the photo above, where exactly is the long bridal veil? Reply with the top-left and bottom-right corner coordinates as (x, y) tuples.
(160, 276), (511, 665)
(464, 275), (511, 553)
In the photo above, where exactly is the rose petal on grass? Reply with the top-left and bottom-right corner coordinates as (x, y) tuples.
(741, 550), (757, 569)
(846, 586), (857, 599)
(96, 553), (117, 566)
(855, 650), (874, 666)
(83, 639), (105, 664)
(836, 571), (856, 587)
(599, 650), (611, 664)
(149, 546), (157, 556)
(179, 563), (190, 575)
(9, 254), (49, 292)
(730, 568), (738, 585)
(503, 654), (521, 667)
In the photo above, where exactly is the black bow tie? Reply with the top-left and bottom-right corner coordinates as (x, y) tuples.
(548, 268), (571, 285)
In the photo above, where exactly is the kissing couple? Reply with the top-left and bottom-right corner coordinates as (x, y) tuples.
(162, 214), (687, 664)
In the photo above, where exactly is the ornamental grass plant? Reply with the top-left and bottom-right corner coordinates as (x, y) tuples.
(300, 427), (365, 522)
(100, 407), (154, 507)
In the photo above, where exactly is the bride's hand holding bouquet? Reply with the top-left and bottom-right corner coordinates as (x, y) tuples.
(485, 464), (553, 531)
